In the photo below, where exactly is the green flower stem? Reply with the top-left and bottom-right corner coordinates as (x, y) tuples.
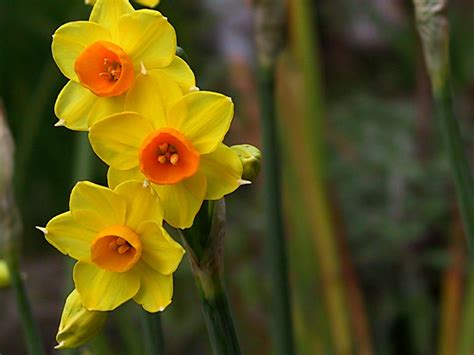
(1, 107), (44, 355)
(413, 0), (474, 248)
(286, 0), (356, 353)
(259, 66), (295, 355)
(72, 133), (95, 182)
(140, 311), (165, 355)
(190, 264), (240, 355)
(177, 201), (241, 355)
(6, 255), (45, 355)
(458, 265), (474, 355)
(433, 84), (474, 245)
(255, 1), (295, 353)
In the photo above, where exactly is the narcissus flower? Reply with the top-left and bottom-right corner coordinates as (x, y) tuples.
(39, 181), (185, 312)
(52, 0), (194, 131)
(89, 76), (246, 228)
(86, 0), (160, 8)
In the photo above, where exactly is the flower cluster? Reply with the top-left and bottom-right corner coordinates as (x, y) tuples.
(39, 0), (252, 345)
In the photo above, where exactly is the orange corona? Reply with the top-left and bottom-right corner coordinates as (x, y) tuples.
(91, 225), (142, 273)
(139, 128), (200, 185)
(74, 41), (134, 97)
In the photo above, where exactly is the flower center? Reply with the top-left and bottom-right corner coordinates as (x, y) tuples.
(139, 128), (200, 185)
(74, 41), (134, 97)
(91, 225), (142, 273)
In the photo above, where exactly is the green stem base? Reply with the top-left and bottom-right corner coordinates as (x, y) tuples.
(193, 271), (241, 355)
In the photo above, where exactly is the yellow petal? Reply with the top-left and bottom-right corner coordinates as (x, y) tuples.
(154, 56), (196, 93)
(152, 172), (206, 228)
(136, 0), (160, 7)
(89, 0), (134, 41)
(52, 21), (111, 81)
(117, 10), (176, 71)
(70, 181), (127, 231)
(136, 221), (185, 275)
(88, 95), (126, 127)
(167, 92), (234, 154)
(107, 166), (145, 189)
(114, 181), (163, 230)
(125, 71), (181, 128)
(89, 112), (154, 170)
(86, 0), (159, 7)
(55, 81), (98, 131)
(133, 262), (173, 312)
(74, 262), (140, 311)
(200, 144), (243, 200)
(44, 212), (95, 262)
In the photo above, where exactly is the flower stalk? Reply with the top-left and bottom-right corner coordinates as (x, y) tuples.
(413, 0), (474, 248)
(140, 311), (165, 355)
(180, 200), (241, 355)
(1, 102), (45, 355)
(255, 1), (295, 354)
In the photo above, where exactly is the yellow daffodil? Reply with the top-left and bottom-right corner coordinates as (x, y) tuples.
(38, 181), (185, 312)
(88, 75), (246, 228)
(52, 0), (194, 131)
(86, 0), (160, 8)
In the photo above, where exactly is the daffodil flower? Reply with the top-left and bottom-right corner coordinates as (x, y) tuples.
(88, 75), (246, 228)
(86, 0), (160, 8)
(38, 181), (185, 312)
(52, 0), (194, 131)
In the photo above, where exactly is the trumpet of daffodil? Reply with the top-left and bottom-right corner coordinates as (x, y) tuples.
(86, 0), (160, 8)
(52, 0), (194, 131)
(38, 181), (185, 312)
(88, 75), (247, 228)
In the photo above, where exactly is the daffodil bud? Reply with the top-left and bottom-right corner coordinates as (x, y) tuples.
(231, 144), (262, 182)
(0, 260), (10, 288)
(55, 290), (108, 349)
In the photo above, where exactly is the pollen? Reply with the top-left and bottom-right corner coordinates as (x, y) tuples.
(118, 245), (130, 254)
(139, 128), (200, 185)
(157, 144), (180, 165)
(99, 58), (123, 82)
(74, 40), (134, 97)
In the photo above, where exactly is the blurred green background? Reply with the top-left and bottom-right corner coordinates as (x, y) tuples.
(1, 0), (473, 354)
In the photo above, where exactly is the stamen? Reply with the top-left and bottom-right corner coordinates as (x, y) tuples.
(156, 143), (180, 165)
(158, 156), (167, 164)
(116, 238), (127, 246)
(118, 245), (130, 254)
(109, 240), (118, 249)
(158, 143), (169, 154)
(99, 58), (122, 82)
(170, 153), (179, 165)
